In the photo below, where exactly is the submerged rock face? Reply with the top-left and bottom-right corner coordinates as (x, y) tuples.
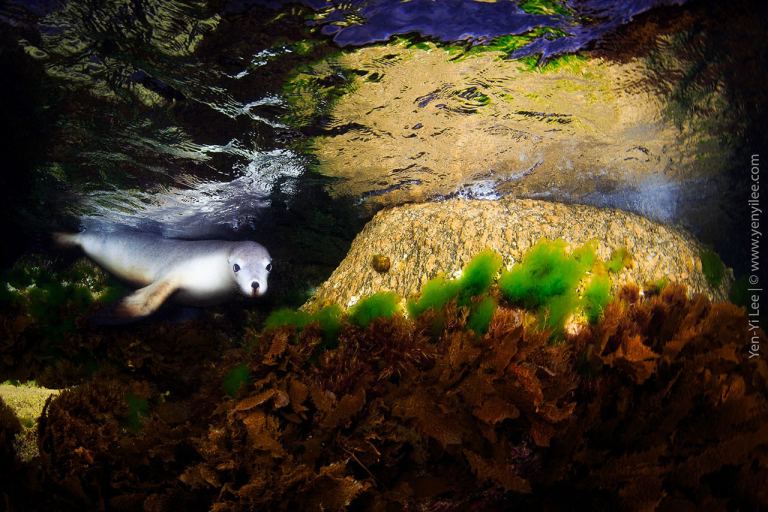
(304, 198), (731, 311)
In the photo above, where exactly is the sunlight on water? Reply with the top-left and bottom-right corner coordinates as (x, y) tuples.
(79, 149), (305, 238)
(581, 174), (681, 223)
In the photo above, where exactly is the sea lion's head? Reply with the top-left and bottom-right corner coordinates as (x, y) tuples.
(228, 242), (272, 297)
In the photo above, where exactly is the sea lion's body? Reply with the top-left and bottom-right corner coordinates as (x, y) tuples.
(56, 231), (272, 318)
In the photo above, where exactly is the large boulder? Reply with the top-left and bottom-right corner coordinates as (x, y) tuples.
(304, 198), (732, 311)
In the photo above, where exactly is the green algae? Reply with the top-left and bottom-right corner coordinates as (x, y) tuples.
(406, 250), (502, 317)
(263, 250), (503, 339)
(349, 292), (400, 328)
(404, 242), (619, 337)
(519, 0), (572, 16)
(700, 248), (725, 288)
(729, 275), (749, 307)
(264, 308), (313, 331)
(223, 364), (251, 397)
(467, 296), (497, 335)
(583, 274), (612, 324)
(572, 240), (598, 268)
(257, 242), (657, 351)
(606, 247), (632, 273)
(125, 393), (149, 433)
(498, 239), (610, 336)
(457, 250), (503, 305)
(540, 291), (579, 334)
(406, 275), (460, 318)
(0, 257), (125, 339)
(499, 239), (591, 308)
(263, 304), (343, 344)
(313, 304), (343, 345)
(645, 277), (669, 295)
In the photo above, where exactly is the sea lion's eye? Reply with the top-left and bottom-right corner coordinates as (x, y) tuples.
(266, 263), (272, 272)
(233, 263), (240, 273)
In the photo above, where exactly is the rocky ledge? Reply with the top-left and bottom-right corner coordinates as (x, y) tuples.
(305, 198), (732, 311)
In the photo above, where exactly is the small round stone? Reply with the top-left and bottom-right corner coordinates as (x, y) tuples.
(371, 254), (391, 273)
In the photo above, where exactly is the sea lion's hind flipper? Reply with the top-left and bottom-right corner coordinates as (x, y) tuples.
(111, 278), (179, 320)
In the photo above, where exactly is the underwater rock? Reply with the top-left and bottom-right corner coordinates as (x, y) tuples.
(188, 284), (767, 510)
(36, 376), (207, 510)
(304, 198), (732, 311)
(0, 382), (61, 462)
(0, 396), (21, 466)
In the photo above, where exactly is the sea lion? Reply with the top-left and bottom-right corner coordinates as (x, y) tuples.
(54, 231), (272, 319)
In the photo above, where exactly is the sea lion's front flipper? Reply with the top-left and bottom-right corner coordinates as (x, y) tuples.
(113, 278), (179, 319)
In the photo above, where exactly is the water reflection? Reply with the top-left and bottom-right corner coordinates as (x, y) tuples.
(3, 0), (315, 237)
(297, 39), (725, 215)
(0, 0), (764, 276)
(244, 0), (689, 60)
(80, 148), (304, 238)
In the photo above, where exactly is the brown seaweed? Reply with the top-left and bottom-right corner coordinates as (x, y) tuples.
(2, 284), (766, 511)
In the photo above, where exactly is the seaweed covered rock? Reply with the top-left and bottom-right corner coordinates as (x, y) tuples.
(182, 284), (766, 510)
(1, 396), (21, 469)
(37, 377), (208, 511)
(0, 252), (239, 387)
(305, 198), (732, 312)
(0, 397), (22, 506)
(0, 381), (60, 462)
(8, 279), (764, 510)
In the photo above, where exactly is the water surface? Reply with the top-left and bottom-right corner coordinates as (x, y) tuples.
(1, 0), (765, 277)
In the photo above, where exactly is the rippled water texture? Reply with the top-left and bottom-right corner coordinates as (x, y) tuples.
(1, 0), (765, 268)
(248, 0), (687, 58)
(3, 0), (311, 238)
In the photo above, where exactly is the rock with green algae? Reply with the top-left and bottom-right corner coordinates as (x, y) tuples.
(0, 381), (61, 462)
(303, 198), (732, 313)
(0, 396), (21, 467)
(0, 256), (127, 379)
(406, 249), (501, 318)
(349, 292), (400, 328)
(498, 239), (612, 334)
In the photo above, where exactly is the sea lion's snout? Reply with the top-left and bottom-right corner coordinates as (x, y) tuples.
(250, 280), (267, 297)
